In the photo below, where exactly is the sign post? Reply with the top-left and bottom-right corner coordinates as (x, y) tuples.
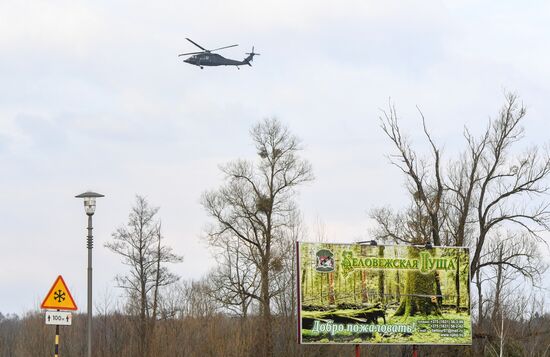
(41, 275), (78, 356)
(55, 324), (60, 357)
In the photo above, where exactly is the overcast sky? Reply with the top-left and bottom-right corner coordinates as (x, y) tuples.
(1, 0), (550, 315)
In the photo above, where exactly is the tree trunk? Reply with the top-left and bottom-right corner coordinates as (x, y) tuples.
(394, 269), (440, 316)
(352, 272), (362, 303)
(301, 268), (306, 303)
(474, 268), (485, 357)
(322, 274), (325, 304)
(140, 253), (148, 357)
(471, 230), (487, 281)
(396, 270), (401, 301)
(378, 246), (385, 303)
(467, 271), (471, 313)
(361, 271), (368, 304)
(260, 262), (273, 356)
(455, 252), (461, 313)
(394, 248), (440, 317)
(146, 231), (162, 357)
(476, 268), (483, 325)
(492, 261), (503, 323)
(435, 271), (443, 306)
(328, 272), (335, 305)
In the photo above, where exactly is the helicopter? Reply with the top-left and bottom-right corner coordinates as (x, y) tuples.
(178, 38), (259, 69)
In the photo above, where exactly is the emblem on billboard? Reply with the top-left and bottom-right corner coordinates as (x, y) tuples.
(315, 249), (334, 272)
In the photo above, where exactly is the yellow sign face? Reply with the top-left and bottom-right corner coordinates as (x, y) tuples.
(41, 275), (78, 311)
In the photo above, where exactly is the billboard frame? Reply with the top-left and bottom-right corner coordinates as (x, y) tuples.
(296, 241), (472, 346)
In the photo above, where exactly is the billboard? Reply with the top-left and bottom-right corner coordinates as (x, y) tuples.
(297, 242), (471, 345)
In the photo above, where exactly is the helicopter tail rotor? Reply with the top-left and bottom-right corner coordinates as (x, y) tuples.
(245, 46), (260, 56)
(244, 46), (260, 65)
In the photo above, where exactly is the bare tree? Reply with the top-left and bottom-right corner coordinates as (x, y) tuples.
(480, 236), (547, 357)
(449, 95), (550, 329)
(372, 93), (550, 325)
(105, 195), (183, 357)
(469, 95), (550, 278)
(178, 279), (219, 318)
(207, 238), (260, 317)
(201, 118), (313, 356)
(270, 211), (305, 318)
(482, 232), (547, 322)
(380, 104), (446, 247)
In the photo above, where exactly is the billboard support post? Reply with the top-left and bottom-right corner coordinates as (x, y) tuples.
(412, 344), (418, 357)
(355, 344), (360, 357)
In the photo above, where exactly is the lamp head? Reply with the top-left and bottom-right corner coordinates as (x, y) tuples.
(75, 191), (104, 215)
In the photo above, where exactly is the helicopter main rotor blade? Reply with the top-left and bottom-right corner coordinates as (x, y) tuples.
(186, 38), (207, 51)
(211, 44), (238, 52)
(178, 51), (204, 56)
(246, 46), (260, 55)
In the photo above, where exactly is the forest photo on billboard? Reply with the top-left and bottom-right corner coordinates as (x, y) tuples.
(297, 242), (471, 345)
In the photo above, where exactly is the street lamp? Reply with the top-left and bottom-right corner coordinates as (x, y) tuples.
(75, 191), (104, 357)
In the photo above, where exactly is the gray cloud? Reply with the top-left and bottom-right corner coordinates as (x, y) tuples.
(1, 0), (550, 314)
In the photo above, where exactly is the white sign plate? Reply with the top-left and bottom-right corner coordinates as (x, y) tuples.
(45, 311), (72, 326)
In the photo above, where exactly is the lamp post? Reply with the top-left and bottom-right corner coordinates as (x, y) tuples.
(75, 191), (104, 357)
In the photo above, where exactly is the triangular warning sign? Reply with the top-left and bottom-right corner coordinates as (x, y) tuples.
(41, 275), (78, 311)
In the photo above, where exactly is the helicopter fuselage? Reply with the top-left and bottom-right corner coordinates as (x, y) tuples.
(184, 53), (248, 68)
(179, 38), (258, 69)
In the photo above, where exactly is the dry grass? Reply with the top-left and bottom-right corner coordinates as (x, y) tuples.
(1, 312), (549, 356)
